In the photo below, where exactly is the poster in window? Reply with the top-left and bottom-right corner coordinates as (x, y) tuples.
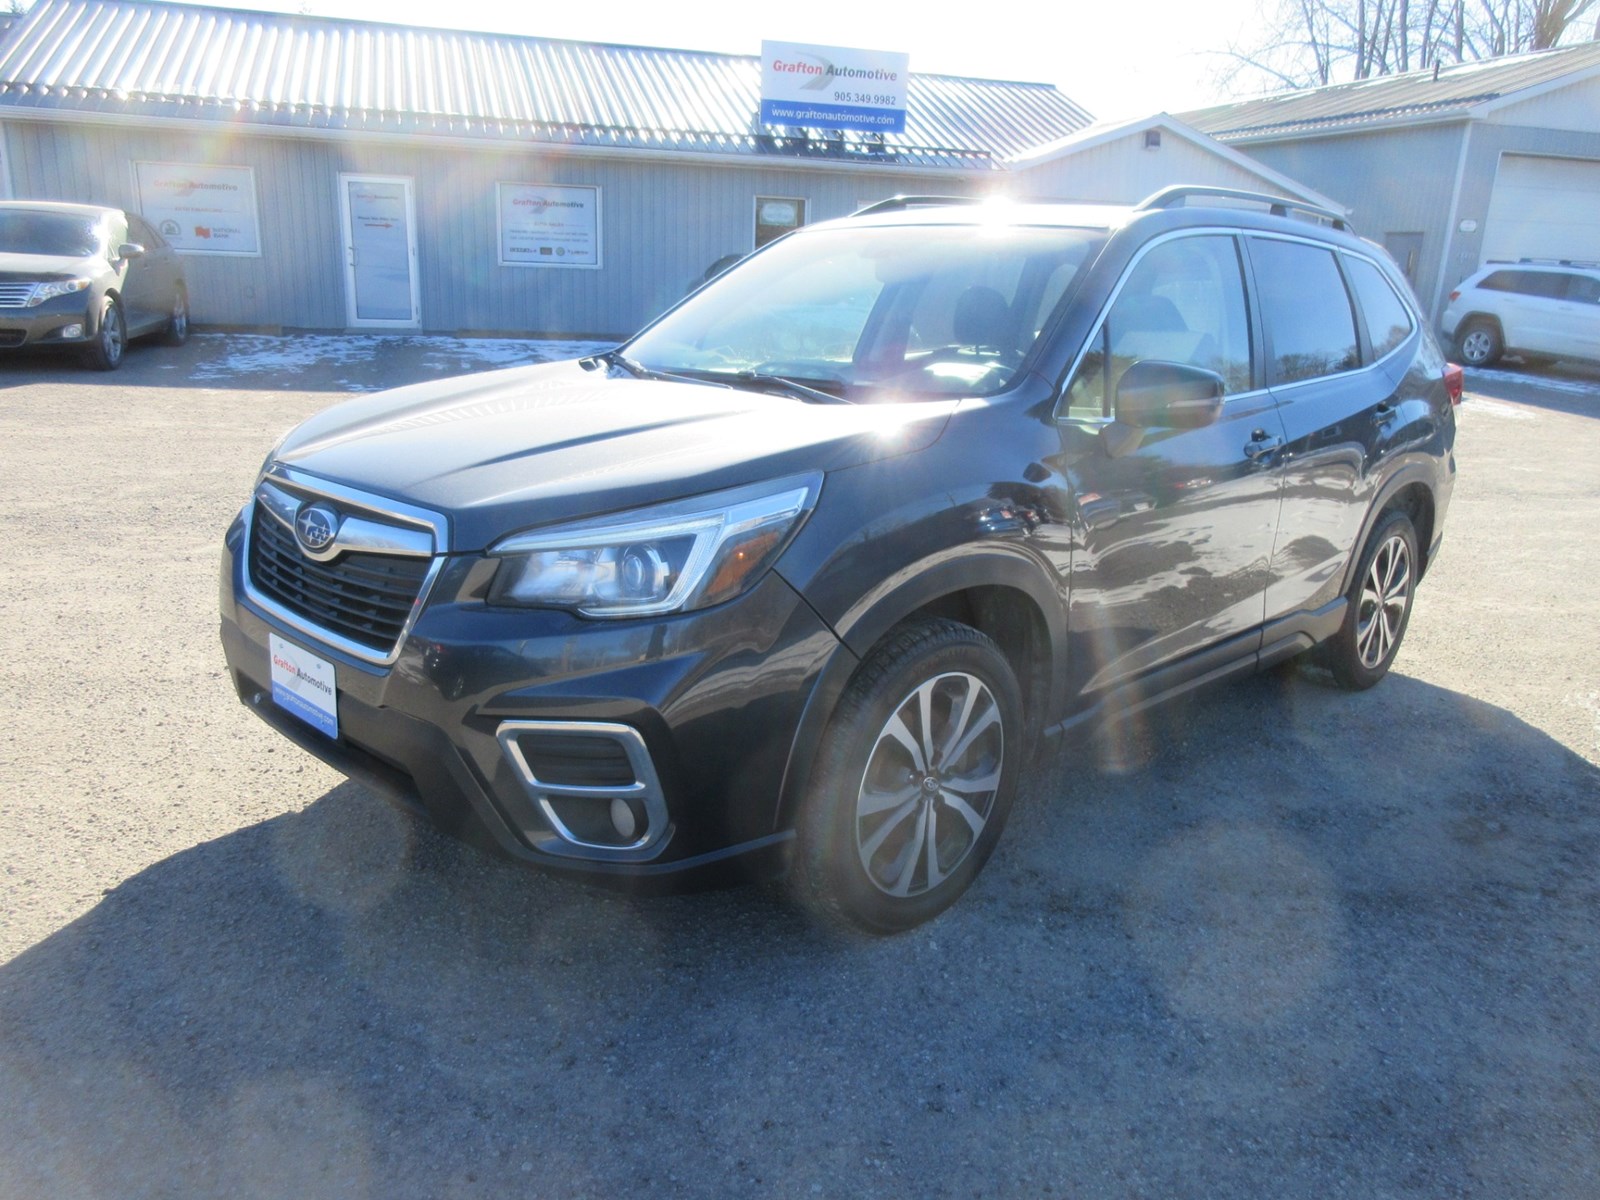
(498, 183), (601, 269)
(133, 162), (261, 256)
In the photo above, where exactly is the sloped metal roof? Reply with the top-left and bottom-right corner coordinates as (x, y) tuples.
(1182, 41), (1600, 142)
(0, 0), (1095, 169)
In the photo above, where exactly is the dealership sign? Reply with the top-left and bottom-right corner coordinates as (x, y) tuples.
(760, 41), (909, 134)
(497, 183), (601, 269)
(133, 161), (261, 256)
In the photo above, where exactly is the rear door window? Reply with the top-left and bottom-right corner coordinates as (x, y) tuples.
(1249, 238), (1360, 385)
(1484, 270), (1567, 299)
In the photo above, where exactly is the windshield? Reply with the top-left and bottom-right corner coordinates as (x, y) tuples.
(627, 223), (1105, 400)
(0, 211), (102, 258)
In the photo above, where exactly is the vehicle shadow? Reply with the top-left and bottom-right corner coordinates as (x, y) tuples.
(2, 672), (1597, 1198)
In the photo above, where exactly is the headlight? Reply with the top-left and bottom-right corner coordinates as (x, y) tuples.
(488, 473), (821, 617)
(27, 279), (91, 306)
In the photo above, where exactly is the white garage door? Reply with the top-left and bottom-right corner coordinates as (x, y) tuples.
(1482, 154), (1600, 264)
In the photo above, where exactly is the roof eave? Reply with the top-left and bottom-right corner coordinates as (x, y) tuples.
(0, 101), (1008, 175)
(1212, 107), (1478, 144)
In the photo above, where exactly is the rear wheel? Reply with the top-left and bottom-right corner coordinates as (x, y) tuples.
(1320, 509), (1418, 690)
(162, 287), (189, 346)
(82, 296), (125, 371)
(793, 620), (1022, 934)
(1455, 319), (1502, 367)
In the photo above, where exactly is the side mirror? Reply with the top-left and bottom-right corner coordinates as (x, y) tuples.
(1114, 360), (1225, 430)
(117, 242), (146, 261)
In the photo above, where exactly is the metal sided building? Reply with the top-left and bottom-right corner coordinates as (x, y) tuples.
(1182, 43), (1600, 325)
(0, 0), (1336, 338)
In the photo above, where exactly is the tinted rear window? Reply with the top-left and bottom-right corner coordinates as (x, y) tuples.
(1345, 256), (1415, 360)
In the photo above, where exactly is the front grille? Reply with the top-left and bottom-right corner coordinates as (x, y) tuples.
(511, 732), (638, 788)
(0, 283), (37, 308)
(0, 330), (26, 347)
(248, 501), (431, 654)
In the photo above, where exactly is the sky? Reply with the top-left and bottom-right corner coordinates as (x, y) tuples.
(160, 0), (1269, 122)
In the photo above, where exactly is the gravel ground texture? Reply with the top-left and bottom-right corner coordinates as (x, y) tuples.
(1, 333), (1597, 1199)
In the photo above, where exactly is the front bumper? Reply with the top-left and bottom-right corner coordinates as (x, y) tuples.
(220, 510), (845, 889)
(0, 303), (94, 348)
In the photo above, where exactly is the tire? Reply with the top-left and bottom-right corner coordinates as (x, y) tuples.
(1455, 318), (1502, 367)
(82, 296), (125, 371)
(1320, 509), (1418, 690)
(793, 619), (1023, 934)
(162, 287), (190, 346)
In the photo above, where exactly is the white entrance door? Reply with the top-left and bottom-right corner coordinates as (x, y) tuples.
(339, 174), (419, 327)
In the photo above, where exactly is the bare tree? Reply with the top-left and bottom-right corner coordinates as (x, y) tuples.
(1216, 0), (1599, 95)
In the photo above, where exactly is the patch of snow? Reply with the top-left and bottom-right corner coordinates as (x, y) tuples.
(1466, 367), (1599, 398)
(419, 338), (611, 372)
(191, 332), (614, 383)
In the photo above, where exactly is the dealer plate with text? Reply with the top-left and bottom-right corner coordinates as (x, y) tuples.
(269, 633), (339, 739)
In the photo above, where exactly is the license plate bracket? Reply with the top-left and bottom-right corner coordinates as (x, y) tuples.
(269, 633), (339, 739)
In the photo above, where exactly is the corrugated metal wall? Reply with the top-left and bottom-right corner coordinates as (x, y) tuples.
(1, 118), (978, 335)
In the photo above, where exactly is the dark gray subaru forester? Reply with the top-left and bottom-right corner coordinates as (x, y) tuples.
(220, 188), (1459, 933)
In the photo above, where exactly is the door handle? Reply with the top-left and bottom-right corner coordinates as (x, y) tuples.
(1244, 431), (1283, 461)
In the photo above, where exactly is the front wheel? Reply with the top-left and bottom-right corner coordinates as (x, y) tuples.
(793, 620), (1023, 934)
(82, 296), (125, 371)
(1320, 509), (1418, 690)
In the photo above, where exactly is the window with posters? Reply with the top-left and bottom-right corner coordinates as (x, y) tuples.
(497, 183), (601, 269)
(133, 162), (261, 256)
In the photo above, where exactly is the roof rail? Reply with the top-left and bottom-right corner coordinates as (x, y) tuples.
(850, 195), (987, 217)
(1485, 256), (1600, 269)
(1136, 185), (1351, 231)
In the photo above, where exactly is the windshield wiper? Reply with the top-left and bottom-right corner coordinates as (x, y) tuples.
(580, 349), (727, 388)
(726, 370), (851, 405)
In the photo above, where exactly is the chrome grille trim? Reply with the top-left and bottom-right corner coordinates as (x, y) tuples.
(0, 283), (39, 307)
(239, 467), (450, 667)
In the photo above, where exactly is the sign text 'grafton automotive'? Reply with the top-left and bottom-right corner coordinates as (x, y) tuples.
(760, 41), (909, 135)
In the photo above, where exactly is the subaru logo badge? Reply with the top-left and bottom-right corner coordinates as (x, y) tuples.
(295, 503), (340, 554)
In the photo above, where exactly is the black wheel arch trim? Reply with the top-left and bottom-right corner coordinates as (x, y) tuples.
(1340, 462), (1438, 594)
(771, 546), (1067, 833)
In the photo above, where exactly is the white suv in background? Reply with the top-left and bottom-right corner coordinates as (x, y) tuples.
(1441, 260), (1600, 368)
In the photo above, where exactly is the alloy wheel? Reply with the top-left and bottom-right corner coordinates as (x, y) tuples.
(855, 671), (1004, 898)
(1356, 534), (1412, 669)
(1459, 329), (1492, 365)
(102, 305), (124, 365)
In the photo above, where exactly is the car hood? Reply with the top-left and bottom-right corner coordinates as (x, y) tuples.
(0, 251), (101, 280)
(272, 359), (959, 551)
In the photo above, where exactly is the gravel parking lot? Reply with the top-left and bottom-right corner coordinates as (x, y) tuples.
(2, 333), (1597, 1198)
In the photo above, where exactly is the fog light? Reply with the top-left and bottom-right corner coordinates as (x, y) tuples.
(60, 323), (84, 338)
(609, 797), (640, 841)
